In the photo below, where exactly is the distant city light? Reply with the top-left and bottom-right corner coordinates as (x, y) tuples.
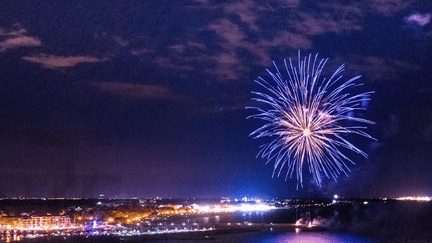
(237, 204), (275, 212)
(396, 196), (431, 201)
(4, 196), (418, 242)
(190, 203), (275, 214)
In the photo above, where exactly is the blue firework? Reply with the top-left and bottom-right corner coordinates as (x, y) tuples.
(248, 52), (375, 187)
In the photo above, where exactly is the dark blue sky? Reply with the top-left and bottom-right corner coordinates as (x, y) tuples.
(0, 0), (431, 199)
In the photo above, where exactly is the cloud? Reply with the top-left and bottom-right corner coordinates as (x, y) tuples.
(187, 41), (207, 50)
(258, 31), (312, 55)
(111, 35), (129, 47)
(91, 82), (170, 99)
(154, 56), (195, 74)
(223, 0), (260, 31)
(136, 1), (370, 83)
(169, 44), (185, 54)
(140, 1), (366, 82)
(297, 3), (363, 35)
(344, 56), (417, 81)
(279, 0), (301, 8)
(90, 82), (190, 103)
(406, 13), (431, 26)
(206, 18), (310, 70)
(212, 52), (243, 80)
(22, 54), (108, 68)
(0, 25), (41, 52)
(132, 41), (207, 79)
(205, 1), (365, 74)
(208, 19), (246, 48)
(207, 18), (311, 77)
(0, 24), (27, 36)
(367, 0), (411, 15)
(192, 0), (209, 4)
(130, 48), (153, 56)
(221, 0), (300, 31)
(207, 19), (251, 79)
(0, 36), (42, 52)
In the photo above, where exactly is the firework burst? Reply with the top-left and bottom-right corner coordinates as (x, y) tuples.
(248, 52), (375, 187)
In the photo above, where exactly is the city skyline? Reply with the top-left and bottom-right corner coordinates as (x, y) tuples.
(1, 1), (432, 199)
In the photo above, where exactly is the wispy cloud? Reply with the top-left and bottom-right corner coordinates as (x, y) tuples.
(257, 31), (312, 56)
(0, 36), (42, 52)
(279, 0), (301, 8)
(211, 52), (244, 80)
(127, 1), (413, 84)
(22, 54), (108, 68)
(207, 19), (250, 79)
(204, 1), (365, 76)
(91, 82), (170, 99)
(223, 0), (260, 31)
(192, 0), (209, 4)
(90, 82), (190, 103)
(296, 3), (363, 35)
(130, 48), (153, 56)
(0, 25), (41, 52)
(332, 56), (418, 81)
(368, 0), (411, 15)
(154, 56), (195, 74)
(208, 19), (246, 48)
(111, 35), (129, 47)
(0, 24), (27, 36)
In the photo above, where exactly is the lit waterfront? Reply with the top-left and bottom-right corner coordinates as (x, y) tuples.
(1, 196), (431, 242)
(0, 226), (216, 242)
(0, 197), (279, 242)
(0, 217), (327, 242)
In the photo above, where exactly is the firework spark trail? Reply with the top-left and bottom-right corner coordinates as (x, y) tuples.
(248, 52), (375, 188)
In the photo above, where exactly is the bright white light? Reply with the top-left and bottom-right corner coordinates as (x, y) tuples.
(334, 194), (339, 199)
(396, 196), (431, 201)
(237, 204), (275, 212)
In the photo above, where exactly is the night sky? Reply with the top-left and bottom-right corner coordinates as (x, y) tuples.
(1, 0), (431, 199)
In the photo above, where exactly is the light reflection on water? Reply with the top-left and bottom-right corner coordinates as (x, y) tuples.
(258, 232), (378, 243)
(140, 231), (379, 243)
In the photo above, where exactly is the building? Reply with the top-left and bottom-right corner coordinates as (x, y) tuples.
(0, 215), (71, 231)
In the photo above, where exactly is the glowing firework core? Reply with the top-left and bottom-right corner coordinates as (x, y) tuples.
(302, 128), (311, 137)
(248, 52), (375, 187)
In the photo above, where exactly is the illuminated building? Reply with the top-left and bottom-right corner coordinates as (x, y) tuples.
(0, 215), (71, 231)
